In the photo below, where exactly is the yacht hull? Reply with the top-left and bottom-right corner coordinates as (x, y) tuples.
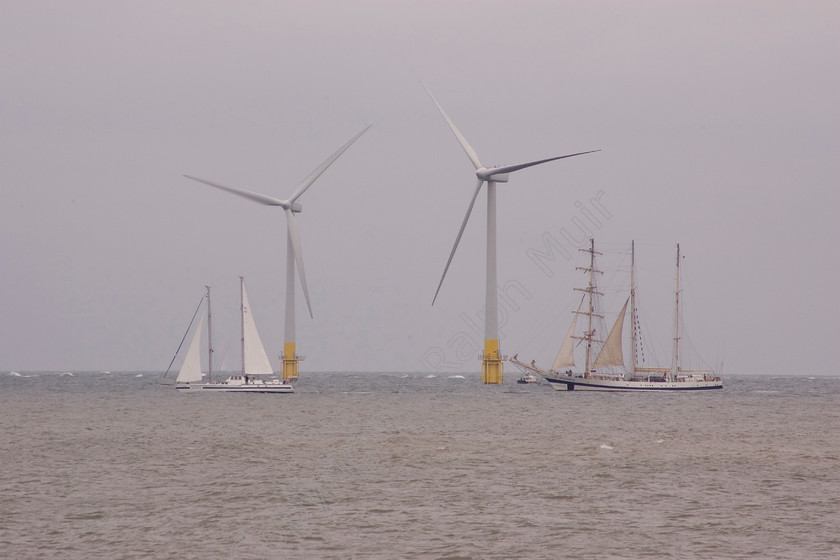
(175, 380), (294, 393)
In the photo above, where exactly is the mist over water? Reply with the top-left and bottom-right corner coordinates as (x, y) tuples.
(1, 372), (838, 559)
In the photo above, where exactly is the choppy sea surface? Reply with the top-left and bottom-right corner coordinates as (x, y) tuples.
(1, 372), (838, 559)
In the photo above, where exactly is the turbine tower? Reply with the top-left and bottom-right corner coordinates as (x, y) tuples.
(421, 80), (598, 384)
(184, 125), (370, 381)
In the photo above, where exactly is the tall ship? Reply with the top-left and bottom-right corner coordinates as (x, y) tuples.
(163, 277), (294, 393)
(511, 240), (722, 391)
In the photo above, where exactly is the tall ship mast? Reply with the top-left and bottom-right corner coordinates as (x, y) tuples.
(572, 238), (604, 379)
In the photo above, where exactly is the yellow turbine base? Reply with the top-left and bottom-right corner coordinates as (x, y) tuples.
(481, 339), (504, 384)
(282, 342), (299, 382)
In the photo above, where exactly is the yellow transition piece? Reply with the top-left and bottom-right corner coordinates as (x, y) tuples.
(282, 342), (299, 381)
(481, 339), (504, 384)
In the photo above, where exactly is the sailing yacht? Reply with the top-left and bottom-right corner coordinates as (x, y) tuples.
(167, 278), (294, 393)
(511, 240), (722, 391)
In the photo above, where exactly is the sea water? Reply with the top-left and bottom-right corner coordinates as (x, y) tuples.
(1, 372), (837, 559)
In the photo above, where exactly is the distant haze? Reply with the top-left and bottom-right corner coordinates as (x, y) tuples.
(2, 1), (837, 375)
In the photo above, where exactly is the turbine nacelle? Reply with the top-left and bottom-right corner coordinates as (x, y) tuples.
(476, 168), (510, 182)
(287, 201), (303, 213)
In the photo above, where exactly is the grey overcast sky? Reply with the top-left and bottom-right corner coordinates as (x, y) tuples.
(2, 1), (837, 375)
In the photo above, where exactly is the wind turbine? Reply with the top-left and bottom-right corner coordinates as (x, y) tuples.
(420, 79), (599, 384)
(184, 125), (370, 380)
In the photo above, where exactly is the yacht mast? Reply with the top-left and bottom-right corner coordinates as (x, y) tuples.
(630, 240), (637, 374)
(573, 239), (603, 378)
(205, 285), (213, 383)
(240, 276), (245, 376)
(672, 243), (681, 381)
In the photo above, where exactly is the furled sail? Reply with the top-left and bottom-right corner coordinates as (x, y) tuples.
(593, 297), (629, 369)
(551, 314), (579, 371)
(176, 315), (205, 383)
(241, 282), (274, 375)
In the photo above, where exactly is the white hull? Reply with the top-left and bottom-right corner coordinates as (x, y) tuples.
(543, 374), (722, 392)
(176, 376), (294, 393)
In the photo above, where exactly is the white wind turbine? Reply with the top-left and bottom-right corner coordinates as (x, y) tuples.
(420, 80), (599, 384)
(184, 125), (370, 380)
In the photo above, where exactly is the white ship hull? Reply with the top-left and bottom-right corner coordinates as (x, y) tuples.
(543, 375), (722, 392)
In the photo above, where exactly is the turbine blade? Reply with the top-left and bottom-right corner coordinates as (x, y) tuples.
(286, 208), (313, 319)
(418, 77), (483, 170)
(183, 175), (287, 207)
(432, 178), (485, 305)
(287, 125), (371, 204)
(487, 150), (601, 177)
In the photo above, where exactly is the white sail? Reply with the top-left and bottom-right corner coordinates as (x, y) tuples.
(176, 315), (205, 383)
(593, 297), (629, 369)
(241, 282), (274, 375)
(551, 313), (579, 371)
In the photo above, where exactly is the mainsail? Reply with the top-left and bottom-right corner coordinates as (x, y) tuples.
(241, 281), (274, 375)
(176, 314), (205, 383)
(593, 297), (629, 369)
